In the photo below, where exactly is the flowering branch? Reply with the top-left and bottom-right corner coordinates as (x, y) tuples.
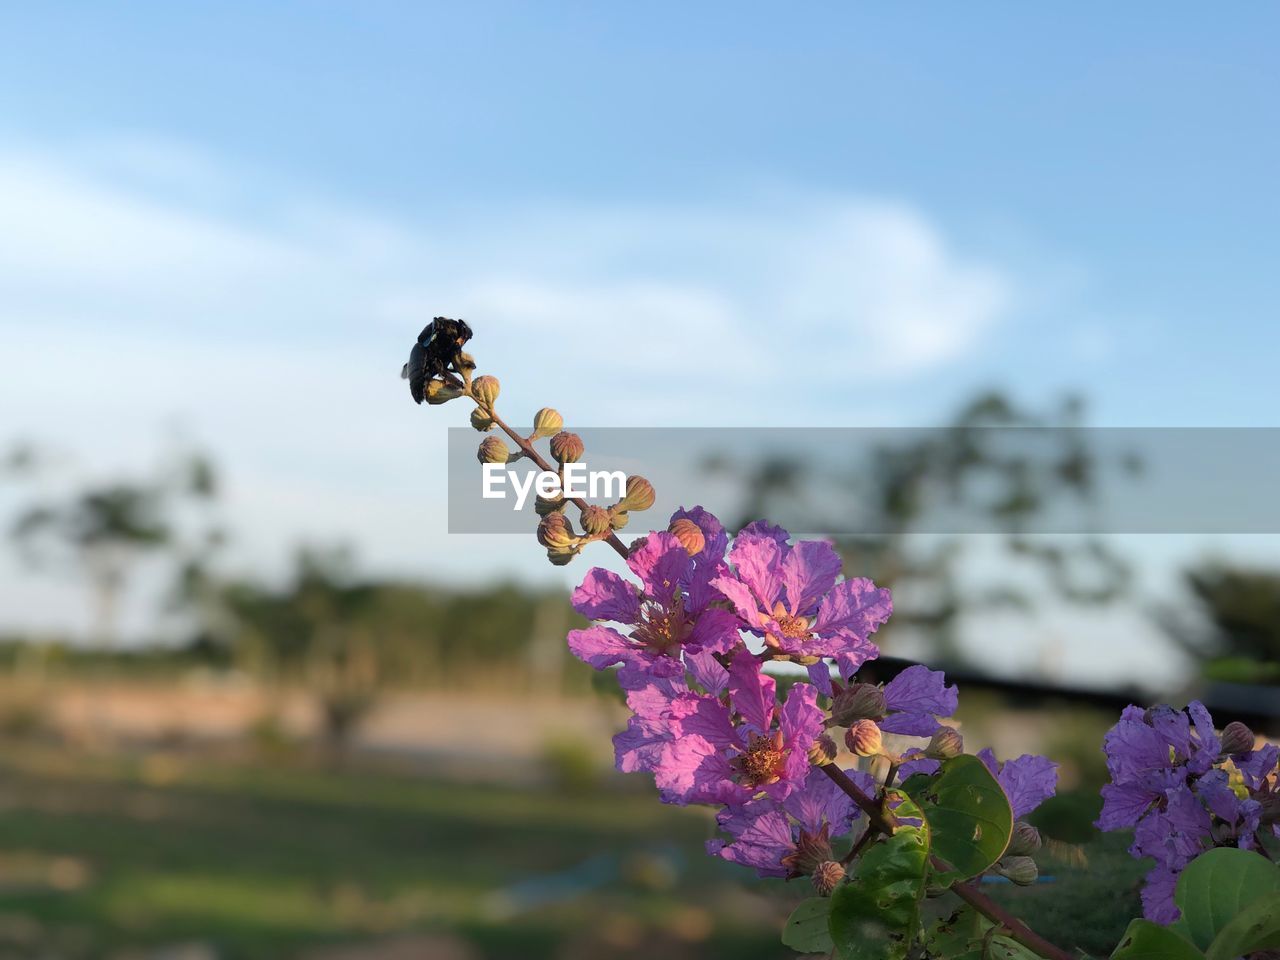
(483, 407), (630, 560)
(402, 318), (1278, 960)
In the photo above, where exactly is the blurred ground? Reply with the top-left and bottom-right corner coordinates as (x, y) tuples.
(0, 678), (1147, 959)
(0, 734), (796, 960)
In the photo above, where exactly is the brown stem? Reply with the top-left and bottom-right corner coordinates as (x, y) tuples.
(818, 763), (1072, 960)
(486, 407), (630, 561)
(819, 764), (897, 834)
(948, 873), (1074, 960)
(840, 824), (876, 866)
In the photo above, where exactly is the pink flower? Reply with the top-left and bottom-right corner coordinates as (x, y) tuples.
(707, 766), (874, 877)
(669, 651), (825, 806)
(710, 522), (891, 685)
(568, 519), (740, 679)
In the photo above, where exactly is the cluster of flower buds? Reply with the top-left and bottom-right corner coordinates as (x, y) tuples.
(407, 320), (658, 566)
(825, 669), (959, 764)
(529, 427), (657, 565)
(978, 817), (1044, 887)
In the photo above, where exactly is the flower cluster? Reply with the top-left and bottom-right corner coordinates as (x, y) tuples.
(568, 509), (1058, 890)
(1097, 702), (1280, 923)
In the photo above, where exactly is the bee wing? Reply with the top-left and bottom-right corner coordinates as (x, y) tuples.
(400, 361), (410, 380)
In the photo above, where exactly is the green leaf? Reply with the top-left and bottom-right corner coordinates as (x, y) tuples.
(782, 897), (835, 954)
(1110, 919), (1203, 960)
(903, 754), (1013, 885)
(829, 790), (930, 960)
(1204, 892), (1280, 960)
(925, 906), (1040, 960)
(1175, 847), (1280, 952)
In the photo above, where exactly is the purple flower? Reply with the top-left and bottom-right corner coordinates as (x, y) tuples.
(1097, 703), (1220, 832)
(977, 749), (1059, 819)
(1237, 743), (1279, 792)
(1130, 782), (1213, 871)
(710, 522), (891, 676)
(1195, 769), (1262, 849)
(706, 801), (796, 876)
(1097, 700), (1278, 924)
(612, 671), (710, 801)
(568, 526), (741, 679)
(707, 767), (873, 877)
(1141, 865), (1181, 925)
(879, 665), (958, 736)
(673, 651), (825, 805)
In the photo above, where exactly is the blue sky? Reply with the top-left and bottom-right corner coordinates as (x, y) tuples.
(1, 5), (1277, 681)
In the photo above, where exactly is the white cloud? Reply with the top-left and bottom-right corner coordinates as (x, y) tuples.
(0, 137), (1017, 637)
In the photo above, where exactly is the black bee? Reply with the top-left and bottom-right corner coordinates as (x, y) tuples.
(401, 317), (474, 403)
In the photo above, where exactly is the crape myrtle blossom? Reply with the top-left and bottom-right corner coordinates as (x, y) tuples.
(707, 765), (876, 879)
(673, 651), (826, 806)
(567, 509), (739, 679)
(1097, 701), (1280, 925)
(611, 649), (825, 807)
(710, 521), (892, 688)
(566, 507), (1064, 896)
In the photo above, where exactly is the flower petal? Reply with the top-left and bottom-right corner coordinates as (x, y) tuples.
(814, 577), (892, 637)
(728, 650), (776, 734)
(780, 539), (843, 617)
(571, 567), (641, 623)
(626, 531), (690, 603)
(687, 606), (743, 655)
(727, 525), (787, 611)
(566, 625), (633, 671)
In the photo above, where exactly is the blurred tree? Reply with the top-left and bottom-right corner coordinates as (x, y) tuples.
(1159, 561), (1280, 685)
(710, 390), (1135, 665)
(9, 448), (218, 647)
(216, 544), (580, 752)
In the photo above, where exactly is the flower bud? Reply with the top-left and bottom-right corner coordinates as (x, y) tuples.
(924, 726), (964, 761)
(477, 437), (510, 464)
(830, 684), (887, 726)
(424, 380), (464, 405)
(537, 513), (579, 551)
(1220, 720), (1255, 756)
(782, 826), (833, 876)
(617, 475), (655, 512)
(811, 860), (845, 896)
(532, 407), (564, 440)
(997, 856), (1038, 886)
(808, 733), (838, 766)
(844, 719), (883, 758)
(668, 518), (705, 556)
(608, 506), (630, 530)
(580, 505), (612, 537)
(535, 493), (566, 517)
(471, 375), (500, 408)
(470, 407), (494, 432)
(550, 431), (585, 464)
(456, 351), (476, 374)
(547, 547), (578, 566)
(1008, 821), (1042, 857)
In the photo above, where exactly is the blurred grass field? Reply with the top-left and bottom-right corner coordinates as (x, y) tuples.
(0, 738), (798, 959)
(0, 734), (1146, 959)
